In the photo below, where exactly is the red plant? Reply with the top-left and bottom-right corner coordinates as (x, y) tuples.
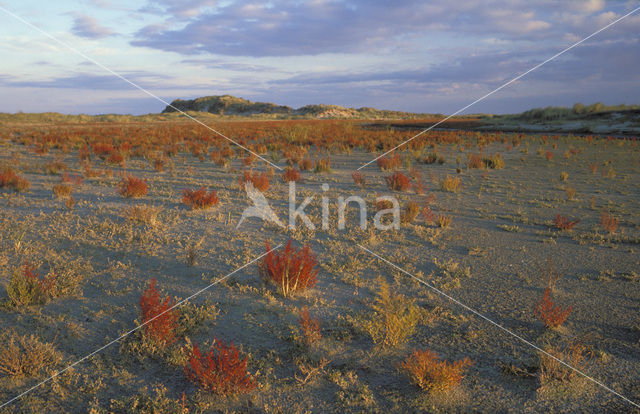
(554, 214), (580, 230)
(351, 171), (366, 188)
(600, 212), (619, 233)
(282, 167), (302, 182)
(0, 167), (30, 192)
(420, 202), (435, 224)
(299, 158), (313, 171)
(399, 349), (472, 393)
(298, 307), (321, 345)
(62, 172), (82, 185)
(182, 187), (219, 210)
(118, 175), (148, 198)
(261, 240), (318, 297)
(184, 340), (256, 395)
(377, 154), (401, 171)
(544, 151), (554, 161)
(23, 262), (56, 298)
(386, 172), (411, 191)
(534, 287), (572, 328)
(107, 151), (125, 166)
(139, 278), (178, 346)
(239, 170), (270, 192)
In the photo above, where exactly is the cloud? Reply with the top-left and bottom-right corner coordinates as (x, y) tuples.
(71, 14), (115, 39)
(131, 0), (558, 56)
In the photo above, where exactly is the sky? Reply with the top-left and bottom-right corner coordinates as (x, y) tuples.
(0, 0), (638, 115)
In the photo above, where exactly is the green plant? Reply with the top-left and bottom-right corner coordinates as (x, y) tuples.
(363, 279), (420, 349)
(399, 349), (472, 393)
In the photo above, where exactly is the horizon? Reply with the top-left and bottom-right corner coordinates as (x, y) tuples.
(1, 1), (639, 115)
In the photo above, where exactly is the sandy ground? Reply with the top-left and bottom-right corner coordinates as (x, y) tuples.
(0, 131), (639, 413)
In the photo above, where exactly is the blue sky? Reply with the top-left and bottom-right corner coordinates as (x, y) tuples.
(0, 0), (638, 115)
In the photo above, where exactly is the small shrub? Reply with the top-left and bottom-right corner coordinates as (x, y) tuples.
(298, 307), (322, 345)
(466, 153), (483, 169)
(363, 279), (420, 349)
(53, 184), (73, 198)
(435, 214), (452, 228)
(282, 167), (302, 182)
(7, 263), (56, 307)
(565, 186), (576, 201)
(539, 339), (591, 386)
(483, 153), (504, 169)
(544, 151), (554, 161)
(560, 171), (568, 181)
(107, 151), (125, 166)
(240, 170), (270, 192)
(588, 163), (598, 174)
(182, 187), (219, 210)
(125, 205), (161, 226)
(153, 157), (165, 172)
(314, 157), (331, 173)
(600, 212), (619, 233)
(351, 171), (366, 188)
(62, 172), (82, 185)
(376, 198), (394, 211)
(261, 240), (318, 297)
(553, 214), (579, 231)
(534, 287), (572, 328)
(0, 167), (30, 192)
(118, 175), (148, 198)
(45, 160), (67, 175)
(184, 340), (256, 395)
(400, 349), (472, 393)
(377, 154), (401, 171)
(424, 153), (438, 164)
(401, 201), (421, 224)
(0, 331), (62, 377)
(440, 175), (460, 192)
(140, 278), (178, 348)
(386, 172), (411, 191)
(299, 158), (313, 171)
